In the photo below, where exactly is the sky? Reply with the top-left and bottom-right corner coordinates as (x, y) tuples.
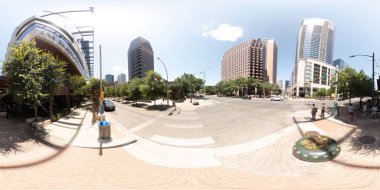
(1, 0), (380, 86)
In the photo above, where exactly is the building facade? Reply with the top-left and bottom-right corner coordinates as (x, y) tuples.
(292, 59), (336, 97)
(221, 38), (277, 83)
(291, 18), (335, 97)
(295, 18), (335, 64)
(333, 58), (349, 70)
(117, 73), (126, 84)
(263, 39), (278, 84)
(105, 74), (114, 84)
(128, 36), (154, 80)
(8, 16), (91, 80)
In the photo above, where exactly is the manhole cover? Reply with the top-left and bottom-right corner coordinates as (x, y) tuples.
(358, 136), (376, 144)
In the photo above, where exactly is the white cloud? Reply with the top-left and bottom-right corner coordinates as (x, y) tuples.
(202, 24), (243, 42)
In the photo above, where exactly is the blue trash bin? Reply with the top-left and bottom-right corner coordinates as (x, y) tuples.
(99, 120), (111, 139)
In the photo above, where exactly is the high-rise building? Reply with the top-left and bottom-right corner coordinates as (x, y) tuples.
(105, 74), (114, 84)
(333, 58), (349, 70)
(117, 73), (126, 84)
(128, 36), (154, 80)
(221, 38), (277, 82)
(285, 80), (291, 88)
(295, 18), (335, 64)
(291, 18), (335, 97)
(263, 39), (278, 84)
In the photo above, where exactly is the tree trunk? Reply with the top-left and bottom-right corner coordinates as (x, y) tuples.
(34, 102), (38, 121)
(49, 95), (53, 120)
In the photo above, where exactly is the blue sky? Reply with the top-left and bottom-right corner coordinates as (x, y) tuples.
(1, 0), (380, 86)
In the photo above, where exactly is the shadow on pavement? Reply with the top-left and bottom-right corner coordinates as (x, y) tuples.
(0, 118), (48, 155)
(0, 109), (89, 169)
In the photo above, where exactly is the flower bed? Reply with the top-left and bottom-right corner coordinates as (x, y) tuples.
(293, 134), (340, 162)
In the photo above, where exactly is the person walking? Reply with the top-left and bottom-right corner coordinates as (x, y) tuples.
(321, 103), (326, 118)
(371, 106), (377, 119)
(311, 104), (318, 120)
(348, 103), (354, 121)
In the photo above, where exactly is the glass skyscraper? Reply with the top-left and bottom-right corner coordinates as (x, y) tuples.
(128, 36), (154, 80)
(291, 18), (336, 97)
(295, 18), (335, 64)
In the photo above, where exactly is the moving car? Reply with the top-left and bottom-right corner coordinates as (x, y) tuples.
(103, 100), (115, 111)
(271, 95), (284, 101)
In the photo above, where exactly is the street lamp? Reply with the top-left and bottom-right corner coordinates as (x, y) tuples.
(156, 57), (169, 106)
(203, 67), (214, 101)
(349, 53), (375, 106)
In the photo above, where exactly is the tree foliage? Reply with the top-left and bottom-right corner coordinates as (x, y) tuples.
(2, 40), (66, 120)
(140, 70), (165, 105)
(337, 67), (372, 101)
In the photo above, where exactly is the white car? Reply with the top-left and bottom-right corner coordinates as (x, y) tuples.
(271, 95), (284, 101)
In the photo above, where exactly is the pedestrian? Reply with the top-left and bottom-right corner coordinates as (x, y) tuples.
(311, 104), (318, 120)
(363, 103), (368, 116)
(371, 106), (377, 119)
(321, 103), (326, 118)
(348, 103), (354, 121)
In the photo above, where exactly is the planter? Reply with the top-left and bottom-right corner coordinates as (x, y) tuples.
(293, 135), (340, 162)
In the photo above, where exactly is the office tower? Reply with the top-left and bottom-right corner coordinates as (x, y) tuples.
(262, 39), (277, 84)
(333, 58), (349, 70)
(285, 80), (291, 88)
(105, 74), (114, 84)
(221, 38), (277, 82)
(295, 18), (335, 64)
(128, 36), (154, 80)
(117, 73), (126, 84)
(291, 18), (335, 97)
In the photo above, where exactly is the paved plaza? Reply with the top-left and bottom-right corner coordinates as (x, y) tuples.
(1, 97), (380, 189)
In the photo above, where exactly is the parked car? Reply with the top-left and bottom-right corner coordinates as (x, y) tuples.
(271, 95), (284, 101)
(337, 96), (348, 101)
(242, 95), (252, 100)
(103, 100), (115, 111)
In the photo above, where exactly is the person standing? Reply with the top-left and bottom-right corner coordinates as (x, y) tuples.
(348, 103), (354, 121)
(311, 104), (318, 120)
(371, 106), (377, 119)
(321, 103), (326, 118)
(363, 103), (368, 116)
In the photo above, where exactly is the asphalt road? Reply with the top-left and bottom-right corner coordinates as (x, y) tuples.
(108, 97), (336, 148)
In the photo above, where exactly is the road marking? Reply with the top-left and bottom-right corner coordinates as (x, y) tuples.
(169, 116), (199, 120)
(163, 123), (203, 128)
(150, 135), (215, 146)
(129, 117), (163, 132)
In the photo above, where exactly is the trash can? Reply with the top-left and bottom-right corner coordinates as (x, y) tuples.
(98, 120), (111, 139)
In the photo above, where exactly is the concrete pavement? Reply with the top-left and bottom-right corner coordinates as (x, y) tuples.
(1, 98), (380, 189)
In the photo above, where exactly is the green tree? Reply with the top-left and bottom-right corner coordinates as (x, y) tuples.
(127, 78), (143, 104)
(353, 70), (372, 101)
(66, 74), (87, 108)
(82, 78), (105, 122)
(119, 83), (129, 99)
(141, 70), (165, 105)
(204, 85), (216, 95)
(315, 88), (327, 99)
(2, 40), (46, 121)
(233, 77), (248, 96)
(40, 52), (66, 120)
(262, 82), (273, 96)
